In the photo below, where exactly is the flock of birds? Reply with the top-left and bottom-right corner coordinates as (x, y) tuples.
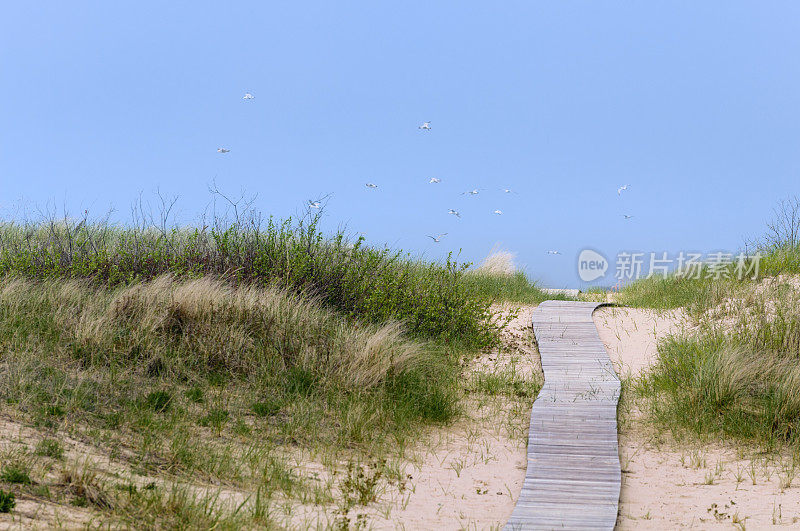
(217, 102), (634, 255)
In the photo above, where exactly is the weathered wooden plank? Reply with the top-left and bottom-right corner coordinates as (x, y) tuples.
(505, 301), (621, 530)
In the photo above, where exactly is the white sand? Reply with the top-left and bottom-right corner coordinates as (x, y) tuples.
(368, 305), (538, 529)
(370, 400), (528, 530)
(593, 306), (687, 377)
(594, 306), (800, 528)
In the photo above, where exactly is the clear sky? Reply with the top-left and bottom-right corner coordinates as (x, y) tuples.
(2, 2), (799, 287)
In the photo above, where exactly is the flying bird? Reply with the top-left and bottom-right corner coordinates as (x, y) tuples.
(623, 214), (634, 219)
(308, 200), (321, 209)
(418, 121), (431, 131)
(429, 177), (441, 184)
(501, 188), (516, 194)
(547, 250), (561, 255)
(365, 183), (378, 189)
(617, 184), (630, 195)
(461, 189), (482, 196)
(493, 210), (503, 215)
(243, 93), (254, 100)
(427, 233), (447, 243)
(448, 209), (461, 218)
(217, 148), (230, 153)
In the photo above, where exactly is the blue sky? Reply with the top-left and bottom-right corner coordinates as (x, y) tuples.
(2, 2), (799, 287)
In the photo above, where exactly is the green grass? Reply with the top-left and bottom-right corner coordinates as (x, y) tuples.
(0, 489), (14, 513)
(617, 275), (717, 310)
(0, 276), (459, 452)
(463, 271), (573, 305)
(1, 465), (31, 485)
(638, 282), (800, 451)
(623, 196), (800, 452)
(615, 270), (757, 318)
(0, 213), (497, 350)
(0, 205), (547, 526)
(35, 439), (64, 460)
(0, 274), (473, 525)
(759, 245), (800, 276)
(467, 368), (542, 399)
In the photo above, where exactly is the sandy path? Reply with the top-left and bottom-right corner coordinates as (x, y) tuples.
(368, 305), (539, 530)
(371, 399), (528, 530)
(594, 307), (800, 528)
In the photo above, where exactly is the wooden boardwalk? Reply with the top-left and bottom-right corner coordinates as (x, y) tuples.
(505, 301), (621, 530)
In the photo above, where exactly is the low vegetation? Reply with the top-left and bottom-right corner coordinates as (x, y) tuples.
(0, 274), (461, 526)
(0, 203), (543, 526)
(629, 196), (800, 453)
(465, 248), (572, 305)
(0, 209), (496, 350)
(639, 281), (800, 451)
(0, 275), (456, 447)
(752, 195), (800, 276)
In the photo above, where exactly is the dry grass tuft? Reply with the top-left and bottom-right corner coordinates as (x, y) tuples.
(0, 274), (427, 390)
(59, 463), (113, 509)
(472, 247), (518, 277)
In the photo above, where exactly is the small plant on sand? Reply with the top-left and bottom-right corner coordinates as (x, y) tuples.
(60, 465), (111, 509)
(35, 439), (64, 460)
(145, 390), (173, 413)
(340, 461), (383, 508)
(0, 489), (15, 513)
(185, 387), (204, 404)
(251, 399), (283, 417)
(199, 409), (229, 430)
(1, 465), (31, 485)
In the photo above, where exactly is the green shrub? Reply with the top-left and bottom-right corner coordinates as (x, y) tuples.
(0, 212), (497, 349)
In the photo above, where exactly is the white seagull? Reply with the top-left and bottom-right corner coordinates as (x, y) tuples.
(501, 188), (515, 194)
(448, 209), (461, 218)
(617, 184), (630, 195)
(461, 189), (482, 196)
(217, 148), (230, 153)
(365, 183), (378, 189)
(493, 210), (503, 215)
(427, 233), (447, 243)
(429, 177), (441, 184)
(243, 93), (254, 100)
(418, 121), (431, 131)
(546, 250), (561, 255)
(623, 214), (634, 219)
(308, 200), (321, 209)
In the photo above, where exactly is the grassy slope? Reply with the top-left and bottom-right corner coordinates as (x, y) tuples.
(0, 216), (550, 526)
(0, 217), (496, 350)
(0, 276), (464, 526)
(618, 240), (800, 452)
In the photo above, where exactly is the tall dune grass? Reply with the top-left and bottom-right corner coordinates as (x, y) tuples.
(0, 212), (495, 349)
(473, 248), (517, 277)
(640, 279), (800, 450)
(630, 197), (800, 450)
(0, 275), (458, 447)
